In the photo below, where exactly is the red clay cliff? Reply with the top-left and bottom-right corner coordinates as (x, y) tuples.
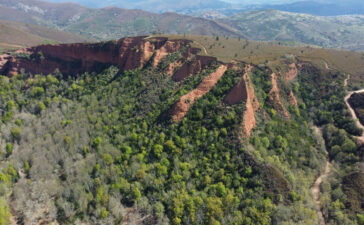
(0, 36), (192, 77)
(224, 65), (259, 138)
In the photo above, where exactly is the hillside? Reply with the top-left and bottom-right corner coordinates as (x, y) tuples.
(45, 0), (232, 14)
(0, 0), (242, 40)
(220, 10), (364, 51)
(0, 20), (89, 51)
(1, 0), (364, 51)
(64, 9), (242, 40)
(0, 35), (363, 225)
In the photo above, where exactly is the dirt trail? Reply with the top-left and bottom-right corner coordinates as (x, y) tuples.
(194, 41), (208, 55)
(344, 88), (364, 143)
(312, 126), (330, 225)
(344, 74), (350, 87)
(324, 62), (330, 70)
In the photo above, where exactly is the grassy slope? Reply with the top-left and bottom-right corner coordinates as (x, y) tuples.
(0, 20), (90, 51)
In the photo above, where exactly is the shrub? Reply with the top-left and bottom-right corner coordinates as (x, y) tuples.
(5, 143), (13, 157)
(10, 127), (21, 142)
(30, 87), (44, 98)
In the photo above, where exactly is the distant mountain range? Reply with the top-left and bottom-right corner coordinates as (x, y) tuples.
(220, 10), (364, 50)
(250, 1), (364, 16)
(1, 0), (364, 51)
(42, 0), (364, 16)
(0, 0), (242, 40)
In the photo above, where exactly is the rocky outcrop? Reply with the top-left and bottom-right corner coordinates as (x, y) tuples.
(172, 55), (217, 81)
(165, 61), (183, 75)
(152, 40), (187, 68)
(224, 65), (259, 138)
(269, 73), (290, 118)
(171, 65), (228, 122)
(289, 90), (298, 106)
(285, 63), (298, 81)
(0, 36), (192, 77)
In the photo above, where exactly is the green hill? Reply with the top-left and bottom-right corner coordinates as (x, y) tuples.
(0, 35), (363, 225)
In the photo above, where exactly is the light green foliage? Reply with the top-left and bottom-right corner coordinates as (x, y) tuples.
(0, 57), (359, 225)
(0, 198), (11, 225)
(30, 86), (44, 98)
(10, 127), (21, 142)
(152, 144), (163, 158)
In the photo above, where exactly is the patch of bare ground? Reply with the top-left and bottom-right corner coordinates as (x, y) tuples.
(224, 65), (259, 137)
(345, 89), (364, 144)
(171, 65), (228, 122)
(312, 126), (331, 225)
(289, 90), (298, 106)
(269, 73), (290, 117)
(285, 63), (298, 81)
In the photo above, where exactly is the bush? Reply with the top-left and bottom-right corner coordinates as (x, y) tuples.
(10, 127), (21, 142)
(5, 143), (13, 157)
(30, 87), (44, 98)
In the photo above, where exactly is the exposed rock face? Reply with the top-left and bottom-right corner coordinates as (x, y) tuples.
(152, 40), (187, 68)
(285, 63), (298, 81)
(172, 55), (217, 81)
(224, 65), (259, 137)
(269, 73), (290, 118)
(289, 90), (298, 106)
(0, 36), (191, 77)
(165, 61), (183, 75)
(171, 65), (228, 122)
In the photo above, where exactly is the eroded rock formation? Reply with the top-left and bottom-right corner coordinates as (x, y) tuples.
(269, 73), (290, 117)
(171, 65), (228, 122)
(224, 65), (259, 137)
(285, 63), (298, 81)
(289, 90), (298, 106)
(172, 55), (218, 81)
(0, 36), (191, 77)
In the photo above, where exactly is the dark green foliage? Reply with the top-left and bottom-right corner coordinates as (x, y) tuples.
(0, 66), (277, 224)
(0, 57), (359, 224)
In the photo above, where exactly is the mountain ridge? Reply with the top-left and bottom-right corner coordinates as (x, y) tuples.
(0, 34), (363, 225)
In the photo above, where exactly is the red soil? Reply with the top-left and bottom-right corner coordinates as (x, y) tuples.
(289, 90), (298, 106)
(152, 40), (186, 68)
(172, 55), (217, 81)
(224, 65), (259, 137)
(165, 61), (183, 75)
(269, 73), (290, 117)
(285, 63), (298, 81)
(171, 65), (228, 122)
(0, 36), (190, 77)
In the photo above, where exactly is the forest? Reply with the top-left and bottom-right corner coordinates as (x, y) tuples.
(0, 46), (363, 225)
